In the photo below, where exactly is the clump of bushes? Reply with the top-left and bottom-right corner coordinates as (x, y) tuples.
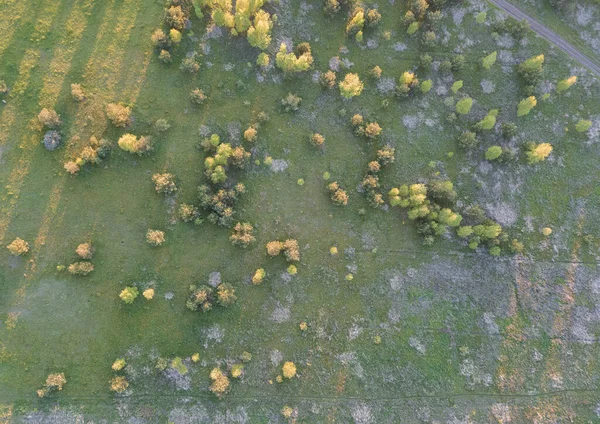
(42, 130), (62, 151)
(64, 136), (112, 175)
(327, 181), (349, 206)
(345, 6), (381, 40)
(37, 373), (67, 397)
(178, 203), (200, 223)
(7, 237), (29, 255)
(276, 42), (314, 73)
(70, 83), (85, 102)
(119, 286), (139, 304)
(201, 133), (250, 184)
(281, 93), (302, 112)
(396, 71), (419, 97)
(517, 54), (544, 95)
(190, 88), (207, 105)
(230, 222), (256, 247)
(118, 134), (153, 155)
(524, 142), (552, 164)
(350, 114), (382, 139)
(266, 239), (300, 262)
(209, 368), (230, 398)
(38, 108), (61, 129)
(339, 73), (363, 98)
(152, 173), (177, 194)
(186, 282), (237, 312)
(67, 261), (94, 276)
(146, 229), (165, 246)
(109, 376), (129, 393)
(106, 103), (131, 127)
(198, 183), (246, 227)
(359, 145), (395, 208)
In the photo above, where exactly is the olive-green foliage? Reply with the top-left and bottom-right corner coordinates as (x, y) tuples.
(275, 42), (313, 73)
(517, 96), (537, 117)
(455, 97), (473, 115)
(575, 119), (592, 133)
(473, 109), (498, 131)
(457, 131), (478, 149)
(281, 93), (302, 111)
(187, 282), (236, 312)
(339, 73), (364, 98)
(517, 54), (544, 92)
(198, 182), (246, 227)
(420, 79), (432, 93)
(119, 286), (139, 304)
(485, 146), (503, 161)
(481, 51), (497, 70)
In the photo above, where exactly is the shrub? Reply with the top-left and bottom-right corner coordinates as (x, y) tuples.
(186, 285), (214, 312)
(119, 286), (139, 304)
(455, 97), (473, 115)
(501, 122), (517, 139)
(481, 51), (497, 70)
(151, 29), (170, 49)
(370, 66), (382, 79)
(7, 237), (29, 255)
(159, 49), (172, 64)
(283, 239), (300, 262)
(439, 60), (452, 73)
(364, 122), (382, 139)
(180, 57), (200, 74)
(282, 361), (296, 379)
(37, 373), (67, 397)
(178, 203), (199, 222)
(42, 130), (61, 151)
(112, 358), (126, 371)
(143, 288), (155, 300)
(457, 131), (478, 149)
(517, 96), (537, 117)
(451, 80), (463, 94)
(556, 75), (576, 93)
(377, 146), (395, 165)
(320, 70), (336, 89)
(198, 183), (246, 227)
(166, 5), (186, 30)
(244, 126), (257, 142)
(485, 146), (503, 161)
(275, 42), (313, 73)
(421, 30), (436, 46)
(190, 88), (206, 104)
(310, 133), (325, 147)
(576, 119), (592, 133)
(327, 181), (348, 206)
(346, 7), (365, 35)
(64, 161), (80, 175)
(230, 222), (256, 247)
(252, 268), (265, 285)
(419, 54), (432, 70)
(106, 103), (131, 127)
(216, 283), (237, 306)
(154, 118), (171, 132)
(451, 54), (465, 72)
(0, 80), (7, 93)
(152, 173), (177, 194)
(420, 79), (432, 93)
(76, 242), (94, 259)
(70, 83), (85, 101)
(256, 52), (270, 68)
(407, 21), (419, 35)
(209, 368), (230, 397)
(525, 142), (552, 164)
(518, 54), (544, 88)
(109, 376), (129, 393)
(169, 28), (182, 44)
(146, 229), (165, 246)
(396, 71), (419, 97)
(281, 93), (302, 112)
(473, 109), (498, 131)
(38, 108), (61, 128)
(339, 73), (364, 99)
(266, 240), (284, 257)
(67, 261), (94, 275)
(118, 134), (153, 155)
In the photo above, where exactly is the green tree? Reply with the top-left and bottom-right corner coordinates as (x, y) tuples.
(575, 119), (592, 133)
(517, 96), (537, 117)
(339, 73), (364, 98)
(455, 97), (473, 115)
(481, 51), (497, 70)
(485, 146), (502, 161)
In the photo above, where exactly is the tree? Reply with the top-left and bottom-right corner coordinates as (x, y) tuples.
(282, 361), (297, 379)
(420, 79), (432, 93)
(110, 376), (129, 393)
(38, 108), (61, 128)
(485, 146), (503, 161)
(169, 28), (182, 44)
(180, 57), (200, 73)
(473, 109), (498, 131)
(209, 368), (230, 397)
(256, 52), (269, 68)
(556, 75), (576, 93)
(457, 131), (478, 149)
(118, 134), (153, 155)
(455, 97), (473, 115)
(247, 10), (273, 50)
(151, 29), (170, 49)
(364, 122), (382, 139)
(146, 229), (165, 246)
(339, 73), (364, 98)
(451, 55), (465, 72)
(266, 241), (284, 256)
(283, 239), (300, 261)
(451, 80), (463, 93)
(230, 222), (256, 247)
(501, 122), (517, 139)
(187, 285), (214, 312)
(190, 88), (206, 105)
(311, 133), (325, 147)
(320, 70), (336, 89)
(64, 161), (80, 175)
(481, 51), (497, 70)
(281, 93), (302, 112)
(166, 6), (186, 30)
(119, 286), (139, 304)
(106, 103), (131, 127)
(517, 54), (544, 89)
(252, 268), (265, 285)
(275, 42), (313, 73)
(152, 173), (177, 194)
(346, 7), (365, 35)
(576, 119), (592, 133)
(244, 126), (258, 142)
(525, 142), (552, 164)
(407, 21), (419, 35)
(7, 237), (29, 255)
(517, 96), (537, 117)
(328, 181), (349, 206)
(216, 283), (237, 306)
(71, 83), (85, 101)
(37, 373), (67, 397)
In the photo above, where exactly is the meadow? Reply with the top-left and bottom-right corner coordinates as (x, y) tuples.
(1, 0), (600, 422)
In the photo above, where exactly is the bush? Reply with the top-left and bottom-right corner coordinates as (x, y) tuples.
(198, 183), (246, 227)
(518, 54), (544, 88)
(420, 79), (432, 93)
(209, 368), (230, 397)
(152, 173), (177, 194)
(151, 29), (170, 49)
(310, 133), (325, 147)
(396, 71), (419, 97)
(281, 93), (302, 112)
(42, 130), (62, 151)
(485, 146), (503, 161)
(451, 80), (463, 94)
(118, 134), (153, 155)
(256, 52), (270, 68)
(282, 361), (296, 379)
(525, 142), (552, 164)
(230, 222), (256, 247)
(501, 122), (517, 139)
(64, 161), (80, 175)
(244, 126), (258, 142)
(169, 28), (182, 44)
(106, 103), (131, 127)
(216, 283), (237, 306)
(252, 268), (265, 285)
(346, 7), (365, 35)
(275, 42), (313, 73)
(158, 49), (172, 64)
(7, 237), (29, 255)
(143, 288), (155, 300)
(266, 240), (284, 257)
(370, 65), (382, 79)
(109, 376), (129, 393)
(38, 108), (61, 128)
(517, 96), (537, 117)
(112, 358), (126, 371)
(283, 239), (300, 262)
(473, 109), (498, 131)
(377, 145), (395, 165)
(187, 285), (214, 312)
(576, 119), (592, 133)
(190, 88), (206, 104)
(178, 203), (199, 222)
(146, 229), (165, 246)
(154, 118), (171, 132)
(166, 5), (186, 30)
(421, 30), (436, 46)
(247, 10), (273, 50)
(339, 73), (364, 98)
(180, 57), (200, 74)
(320, 70), (336, 89)
(67, 261), (94, 275)
(71, 83), (85, 101)
(171, 357), (188, 375)
(119, 286), (139, 304)
(556, 75), (576, 93)
(328, 181), (349, 206)
(76, 242), (94, 259)
(364, 122), (382, 139)
(419, 53), (432, 70)
(457, 131), (478, 149)
(481, 51), (497, 70)
(37, 373), (67, 397)
(455, 97), (473, 115)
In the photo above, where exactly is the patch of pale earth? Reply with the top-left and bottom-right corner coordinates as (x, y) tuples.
(580, 31), (600, 52)
(523, 215), (534, 232)
(490, 404), (511, 423)
(435, 84), (448, 96)
(409, 336), (426, 354)
(592, 278), (600, 294)
(204, 24), (224, 39)
(270, 349), (283, 365)
(377, 77), (395, 94)
(402, 115), (419, 129)
(208, 271), (221, 287)
(478, 160), (492, 175)
(366, 39), (378, 49)
(348, 323), (362, 340)
(497, 50), (514, 64)
(169, 405), (210, 424)
(311, 71), (320, 83)
(480, 79), (495, 93)
(532, 349), (543, 361)
(586, 117), (600, 144)
(571, 307), (596, 343)
(329, 56), (340, 71)
(460, 359), (493, 386)
(388, 304), (401, 324)
(256, 73), (264, 83)
(576, 5), (594, 26)
(406, 267), (417, 278)
(485, 202), (517, 227)
(164, 367), (191, 390)
(270, 159), (289, 172)
(351, 404), (373, 424)
(223, 62), (235, 71)
(344, 246), (356, 260)
(538, 80), (555, 94)
(393, 42), (407, 51)
(199, 125), (211, 137)
(452, 8), (466, 25)
(213, 407), (249, 424)
(164, 292), (174, 300)
(495, 33), (514, 48)
(361, 232), (376, 250)
(389, 273), (403, 291)
(336, 351), (357, 365)
(227, 122), (241, 142)
(270, 304), (291, 323)
(203, 324), (224, 345)
(341, 58), (354, 69)
(483, 312), (499, 334)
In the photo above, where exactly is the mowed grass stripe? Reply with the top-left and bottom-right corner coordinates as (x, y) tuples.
(0, 0), (30, 61)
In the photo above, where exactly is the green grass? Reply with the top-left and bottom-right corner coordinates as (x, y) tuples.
(1, 0), (600, 421)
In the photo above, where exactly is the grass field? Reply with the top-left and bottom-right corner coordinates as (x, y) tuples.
(1, 0), (600, 421)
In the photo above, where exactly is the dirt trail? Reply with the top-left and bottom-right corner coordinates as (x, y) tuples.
(489, 0), (600, 79)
